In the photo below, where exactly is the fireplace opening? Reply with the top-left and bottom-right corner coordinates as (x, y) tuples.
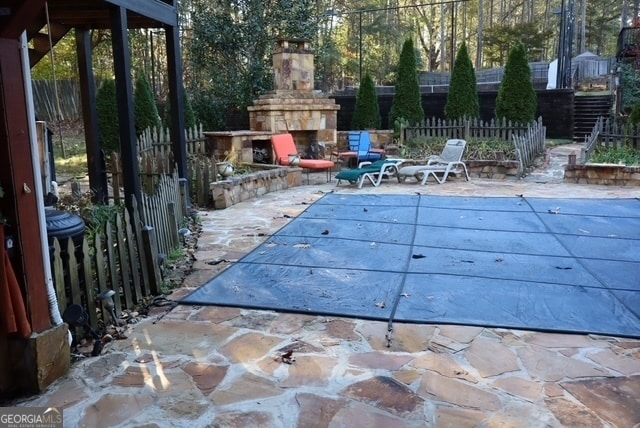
(289, 131), (326, 160)
(252, 139), (272, 164)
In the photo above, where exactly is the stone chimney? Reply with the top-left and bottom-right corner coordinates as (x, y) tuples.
(272, 39), (313, 92)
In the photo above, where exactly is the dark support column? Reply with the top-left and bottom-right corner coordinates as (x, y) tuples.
(0, 38), (49, 333)
(110, 6), (141, 210)
(165, 24), (188, 192)
(76, 28), (108, 204)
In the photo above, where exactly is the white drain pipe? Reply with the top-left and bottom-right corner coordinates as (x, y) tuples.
(19, 32), (70, 344)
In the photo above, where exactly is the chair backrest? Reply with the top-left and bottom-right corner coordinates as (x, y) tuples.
(271, 134), (298, 165)
(348, 131), (372, 156)
(440, 139), (467, 162)
(348, 131), (381, 163)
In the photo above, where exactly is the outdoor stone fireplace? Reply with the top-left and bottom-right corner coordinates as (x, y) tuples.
(207, 38), (340, 208)
(248, 38), (340, 156)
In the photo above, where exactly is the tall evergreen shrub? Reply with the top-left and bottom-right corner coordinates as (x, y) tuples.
(495, 43), (537, 124)
(445, 42), (479, 120)
(164, 91), (196, 131)
(134, 74), (162, 135)
(96, 79), (120, 153)
(389, 38), (424, 128)
(351, 73), (381, 130)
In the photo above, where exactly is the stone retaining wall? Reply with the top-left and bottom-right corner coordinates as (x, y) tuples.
(466, 160), (521, 179)
(565, 164), (640, 186)
(210, 164), (302, 209)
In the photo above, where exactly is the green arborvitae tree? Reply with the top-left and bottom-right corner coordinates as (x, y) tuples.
(389, 38), (424, 128)
(445, 41), (479, 120)
(351, 73), (381, 130)
(495, 43), (537, 124)
(134, 74), (161, 135)
(164, 91), (196, 131)
(96, 79), (120, 153)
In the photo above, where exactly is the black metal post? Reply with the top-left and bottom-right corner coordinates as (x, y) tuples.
(359, 11), (363, 82)
(556, 0), (566, 89)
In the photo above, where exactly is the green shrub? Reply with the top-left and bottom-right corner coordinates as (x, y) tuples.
(620, 63), (640, 112)
(96, 79), (120, 153)
(164, 91), (196, 131)
(134, 74), (161, 135)
(629, 104), (640, 126)
(191, 92), (228, 131)
(351, 72), (381, 130)
(495, 43), (537, 124)
(403, 136), (517, 161)
(590, 146), (640, 165)
(389, 38), (424, 127)
(445, 42), (479, 120)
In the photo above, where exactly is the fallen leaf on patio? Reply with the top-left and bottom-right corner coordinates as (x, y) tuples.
(281, 350), (295, 364)
(412, 254), (426, 259)
(321, 229), (330, 235)
(294, 243), (311, 249)
(375, 301), (386, 308)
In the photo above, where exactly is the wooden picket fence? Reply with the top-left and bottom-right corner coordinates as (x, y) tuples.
(53, 160), (189, 333)
(403, 116), (546, 176)
(583, 116), (640, 162)
(108, 124), (217, 208)
(583, 116), (604, 162)
(137, 124), (207, 156)
(403, 117), (534, 142)
(52, 196), (164, 332)
(110, 150), (216, 209)
(512, 117), (547, 176)
(109, 158), (186, 256)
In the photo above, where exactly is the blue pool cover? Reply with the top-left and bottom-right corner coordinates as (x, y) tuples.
(180, 194), (640, 338)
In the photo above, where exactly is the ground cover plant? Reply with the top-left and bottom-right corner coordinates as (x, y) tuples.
(403, 136), (517, 161)
(590, 145), (640, 165)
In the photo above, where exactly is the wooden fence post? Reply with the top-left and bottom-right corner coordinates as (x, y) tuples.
(142, 225), (163, 296)
(52, 239), (66, 313)
(131, 198), (151, 297)
(179, 178), (189, 217)
(167, 201), (179, 250)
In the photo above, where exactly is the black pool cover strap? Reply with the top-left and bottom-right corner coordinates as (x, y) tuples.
(385, 193), (422, 346)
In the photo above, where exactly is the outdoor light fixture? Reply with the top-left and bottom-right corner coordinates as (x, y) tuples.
(178, 227), (191, 245)
(96, 289), (119, 326)
(62, 304), (103, 356)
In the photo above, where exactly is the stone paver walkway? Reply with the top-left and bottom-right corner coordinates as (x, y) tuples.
(12, 145), (640, 427)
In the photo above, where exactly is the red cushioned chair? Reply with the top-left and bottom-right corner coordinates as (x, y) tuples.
(271, 134), (334, 182)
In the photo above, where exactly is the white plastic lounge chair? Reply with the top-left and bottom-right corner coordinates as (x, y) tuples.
(336, 159), (403, 189)
(397, 139), (470, 185)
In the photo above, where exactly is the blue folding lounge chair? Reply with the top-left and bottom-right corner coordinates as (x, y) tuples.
(397, 139), (470, 185)
(337, 131), (384, 167)
(336, 159), (403, 189)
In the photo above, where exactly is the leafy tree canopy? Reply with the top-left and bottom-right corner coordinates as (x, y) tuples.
(186, 0), (316, 129)
(483, 22), (552, 64)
